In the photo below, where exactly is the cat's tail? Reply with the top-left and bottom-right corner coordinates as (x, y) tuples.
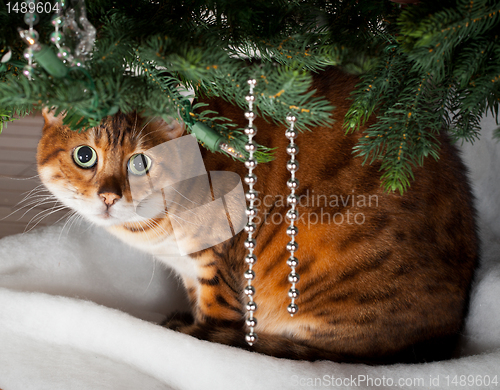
(163, 312), (458, 364)
(164, 313), (369, 363)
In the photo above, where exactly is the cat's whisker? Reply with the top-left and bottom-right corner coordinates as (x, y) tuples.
(0, 173), (41, 180)
(0, 171), (40, 185)
(56, 209), (75, 226)
(129, 220), (145, 234)
(139, 217), (177, 246)
(18, 195), (58, 208)
(58, 210), (79, 241)
(17, 191), (57, 205)
(26, 203), (67, 225)
(168, 187), (204, 207)
(139, 195), (199, 217)
(82, 217), (97, 233)
(126, 220), (166, 261)
(133, 209), (209, 240)
(136, 221), (156, 240)
(16, 194), (57, 210)
(168, 212), (209, 228)
(143, 219), (169, 240)
(19, 189), (52, 202)
(27, 197), (63, 216)
(70, 213), (86, 233)
(23, 205), (68, 233)
(135, 118), (156, 146)
(167, 216), (190, 238)
(82, 223), (93, 234)
(15, 202), (60, 223)
(59, 210), (86, 240)
(135, 126), (174, 147)
(1, 196), (59, 222)
(140, 117), (154, 131)
(17, 184), (49, 203)
(11, 200), (58, 219)
(14, 196), (60, 216)
(14, 197), (57, 214)
(142, 255), (157, 296)
(161, 192), (208, 215)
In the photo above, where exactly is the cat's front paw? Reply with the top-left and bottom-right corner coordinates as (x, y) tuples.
(161, 311), (194, 331)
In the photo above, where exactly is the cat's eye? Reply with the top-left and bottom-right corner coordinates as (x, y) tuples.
(73, 145), (97, 169)
(128, 153), (152, 176)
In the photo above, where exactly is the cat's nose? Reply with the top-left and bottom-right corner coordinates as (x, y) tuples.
(100, 192), (120, 207)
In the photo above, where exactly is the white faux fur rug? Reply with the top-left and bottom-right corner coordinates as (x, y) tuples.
(0, 114), (499, 390)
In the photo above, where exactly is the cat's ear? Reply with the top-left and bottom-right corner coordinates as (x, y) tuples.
(150, 117), (186, 140)
(42, 107), (65, 127)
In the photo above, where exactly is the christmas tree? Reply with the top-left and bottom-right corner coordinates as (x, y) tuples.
(0, 0), (498, 193)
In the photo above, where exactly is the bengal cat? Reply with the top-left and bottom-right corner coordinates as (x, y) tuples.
(37, 67), (478, 364)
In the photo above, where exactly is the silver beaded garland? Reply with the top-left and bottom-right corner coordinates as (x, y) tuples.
(285, 114), (300, 316)
(19, 0), (39, 80)
(244, 78), (258, 346)
(51, 1), (77, 64)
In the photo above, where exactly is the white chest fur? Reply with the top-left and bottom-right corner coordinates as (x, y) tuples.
(106, 226), (199, 281)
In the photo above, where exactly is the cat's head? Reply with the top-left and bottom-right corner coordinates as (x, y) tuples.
(37, 110), (185, 227)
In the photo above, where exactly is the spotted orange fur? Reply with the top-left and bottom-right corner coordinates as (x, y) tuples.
(37, 67), (478, 363)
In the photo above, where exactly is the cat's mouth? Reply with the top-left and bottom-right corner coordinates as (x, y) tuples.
(92, 206), (140, 226)
(92, 209), (121, 225)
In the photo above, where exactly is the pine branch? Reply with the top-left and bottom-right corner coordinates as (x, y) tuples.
(1, 0), (499, 192)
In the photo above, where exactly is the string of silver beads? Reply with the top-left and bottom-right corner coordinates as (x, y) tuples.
(19, 0), (39, 79)
(243, 79), (258, 345)
(285, 114), (300, 316)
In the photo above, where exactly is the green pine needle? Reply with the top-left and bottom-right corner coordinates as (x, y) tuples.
(0, 0), (498, 192)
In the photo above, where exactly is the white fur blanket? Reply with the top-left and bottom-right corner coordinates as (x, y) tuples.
(0, 115), (499, 389)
